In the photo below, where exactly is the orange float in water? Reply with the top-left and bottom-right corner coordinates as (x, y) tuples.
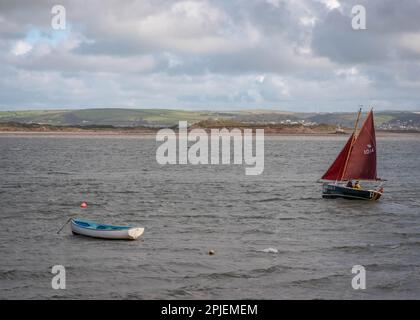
(80, 202), (88, 208)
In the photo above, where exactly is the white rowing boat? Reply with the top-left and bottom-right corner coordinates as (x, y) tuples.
(71, 219), (144, 240)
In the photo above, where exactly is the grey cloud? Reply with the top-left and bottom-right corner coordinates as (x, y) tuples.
(0, 0), (419, 111)
(311, 0), (420, 64)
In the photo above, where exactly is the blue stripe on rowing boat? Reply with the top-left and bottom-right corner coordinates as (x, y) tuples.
(72, 219), (131, 231)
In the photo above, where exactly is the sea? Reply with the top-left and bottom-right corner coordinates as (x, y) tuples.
(0, 134), (419, 299)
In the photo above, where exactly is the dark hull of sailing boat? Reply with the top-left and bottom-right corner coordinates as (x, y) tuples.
(322, 184), (382, 201)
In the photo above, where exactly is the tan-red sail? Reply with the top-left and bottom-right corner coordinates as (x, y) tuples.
(342, 111), (377, 180)
(321, 133), (354, 181)
(321, 110), (378, 181)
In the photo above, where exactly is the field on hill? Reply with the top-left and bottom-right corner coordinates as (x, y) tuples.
(1, 109), (420, 130)
(0, 109), (217, 127)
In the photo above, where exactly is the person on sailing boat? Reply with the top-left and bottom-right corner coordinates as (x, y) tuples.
(354, 181), (361, 190)
(346, 180), (353, 188)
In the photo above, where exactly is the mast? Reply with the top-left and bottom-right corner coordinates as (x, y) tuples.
(341, 107), (362, 181)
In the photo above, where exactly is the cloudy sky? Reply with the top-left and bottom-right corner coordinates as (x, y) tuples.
(1, 0), (420, 111)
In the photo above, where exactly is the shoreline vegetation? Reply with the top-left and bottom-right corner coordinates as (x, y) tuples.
(1, 109), (420, 135)
(0, 121), (419, 137)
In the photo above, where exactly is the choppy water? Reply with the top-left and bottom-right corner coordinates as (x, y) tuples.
(0, 134), (419, 299)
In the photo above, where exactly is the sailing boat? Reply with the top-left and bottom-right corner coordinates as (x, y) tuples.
(320, 108), (384, 201)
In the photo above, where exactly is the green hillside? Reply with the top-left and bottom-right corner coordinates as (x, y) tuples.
(0, 109), (217, 126)
(307, 112), (390, 127)
(1, 108), (419, 130)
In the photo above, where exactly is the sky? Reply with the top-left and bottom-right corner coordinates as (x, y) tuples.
(0, 0), (420, 112)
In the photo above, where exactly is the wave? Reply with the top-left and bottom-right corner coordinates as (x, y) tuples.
(289, 274), (343, 287)
(260, 247), (279, 254)
(46, 171), (71, 175)
(257, 197), (284, 203)
(0, 269), (47, 281)
(326, 244), (374, 253)
(328, 241), (420, 254)
(199, 264), (296, 281)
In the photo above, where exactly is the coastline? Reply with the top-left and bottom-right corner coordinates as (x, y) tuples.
(1, 129), (418, 138)
(1, 120), (419, 138)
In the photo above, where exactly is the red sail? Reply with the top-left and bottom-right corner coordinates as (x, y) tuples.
(321, 133), (354, 181)
(343, 111), (377, 180)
